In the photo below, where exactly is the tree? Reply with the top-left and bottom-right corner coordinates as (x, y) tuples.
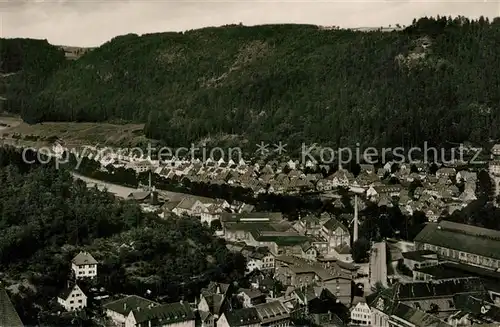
(351, 238), (371, 263)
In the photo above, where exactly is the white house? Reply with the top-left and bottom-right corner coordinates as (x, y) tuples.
(57, 284), (87, 311)
(72, 251), (98, 279)
(351, 300), (372, 325)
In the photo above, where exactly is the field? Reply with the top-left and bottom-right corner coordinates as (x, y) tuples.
(0, 115), (150, 147)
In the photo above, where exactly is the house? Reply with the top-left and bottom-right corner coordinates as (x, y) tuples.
(370, 277), (488, 319)
(368, 293), (451, 327)
(243, 248), (275, 273)
(198, 282), (231, 318)
(274, 256), (353, 305)
(125, 301), (195, 327)
(198, 311), (215, 327)
(449, 294), (500, 325)
(217, 307), (261, 327)
(414, 221), (500, 270)
(321, 218), (351, 249)
(71, 251), (98, 279)
(104, 295), (158, 327)
(350, 299), (372, 325)
(411, 262), (500, 302)
(402, 250), (438, 270)
(359, 164), (376, 174)
(57, 283), (87, 311)
(436, 167), (457, 179)
(168, 196), (229, 224)
(237, 289), (267, 308)
(0, 287), (24, 327)
(125, 160), (153, 174)
(367, 185), (402, 200)
(491, 144), (500, 157)
(254, 301), (290, 326)
(127, 190), (159, 205)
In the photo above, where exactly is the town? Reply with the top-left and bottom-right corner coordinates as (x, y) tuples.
(2, 141), (500, 327)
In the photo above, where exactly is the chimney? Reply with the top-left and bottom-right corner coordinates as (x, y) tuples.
(124, 303), (127, 311)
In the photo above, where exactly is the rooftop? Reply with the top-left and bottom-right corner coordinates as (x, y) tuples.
(103, 295), (158, 316)
(393, 277), (487, 300)
(415, 262), (500, 293)
(0, 288), (24, 327)
(224, 307), (261, 326)
(132, 301), (194, 325)
(414, 221), (500, 260)
(401, 250), (437, 262)
(72, 251), (98, 266)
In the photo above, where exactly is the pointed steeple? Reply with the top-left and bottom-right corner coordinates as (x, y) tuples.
(353, 194), (359, 243)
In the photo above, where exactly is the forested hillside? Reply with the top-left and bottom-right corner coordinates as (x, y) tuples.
(0, 38), (66, 113)
(3, 16), (500, 149)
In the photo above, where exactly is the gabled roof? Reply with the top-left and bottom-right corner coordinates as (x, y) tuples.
(254, 300), (290, 324)
(103, 295), (158, 316)
(392, 277), (487, 300)
(72, 251), (97, 266)
(391, 301), (451, 327)
(323, 217), (349, 234)
(0, 288), (23, 327)
(58, 283), (85, 301)
(132, 301), (194, 325)
(224, 307), (261, 326)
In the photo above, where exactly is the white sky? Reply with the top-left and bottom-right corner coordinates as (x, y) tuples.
(1, 0), (499, 47)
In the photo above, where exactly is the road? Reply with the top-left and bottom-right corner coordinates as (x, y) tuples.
(72, 172), (199, 202)
(72, 172), (137, 198)
(369, 241), (388, 290)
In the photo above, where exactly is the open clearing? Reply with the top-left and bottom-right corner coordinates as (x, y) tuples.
(0, 115), (150, 147)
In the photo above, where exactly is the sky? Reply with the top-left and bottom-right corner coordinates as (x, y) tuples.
(1, 0), (499, 47)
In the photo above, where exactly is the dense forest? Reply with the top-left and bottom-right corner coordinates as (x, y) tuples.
(1, 16), (500, 151)
(0, 146), (246, 326)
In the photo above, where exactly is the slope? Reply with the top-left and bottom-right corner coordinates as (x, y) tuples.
(6, 17), (500, 150)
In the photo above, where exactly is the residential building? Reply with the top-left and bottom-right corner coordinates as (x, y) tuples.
(368, 294), (451, 327)
(351, 300), (372, 325)
(104, 295), (158, 327)
(125, 301), (195, 327)
(71, 251), (98, 279)
(274, 256), (352, 305)
(217, 307), (261, 327)
(57, 283), (87, 311)
(320, 217), (351, 249)
(198, 311), (215, 327)
(167, 196), (229, 224)
(0, 287), (24, 327)
(412, 262), (500, 303)
(449, 294), (500, 326)
(370, 277), (488, 320)
(254, 301), (290, 326)
(242, 247), (275, 273)
(414, 221), (500, 270)
(237, 289), (267, 308)
(198, 282), (231, 318)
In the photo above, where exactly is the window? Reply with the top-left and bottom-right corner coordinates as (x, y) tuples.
(78, 300), (82, 303)
(70, 300), (74, 304)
